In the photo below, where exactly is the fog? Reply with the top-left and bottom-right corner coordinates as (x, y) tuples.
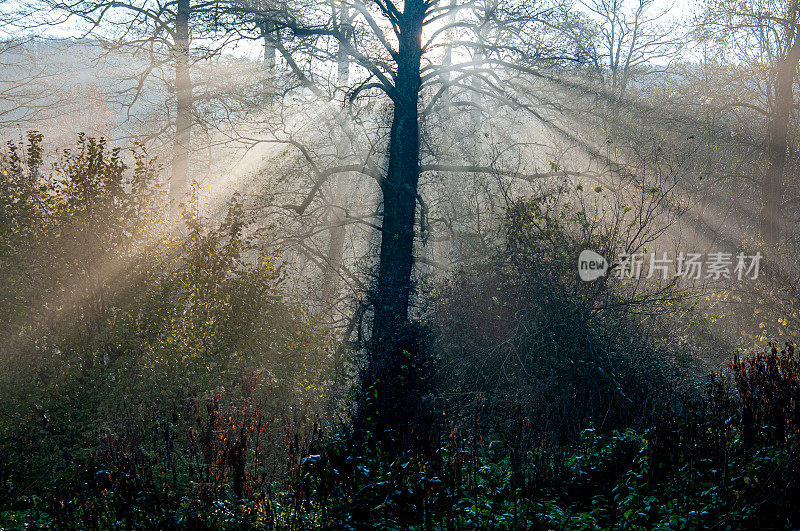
(2, 0), (800, 526)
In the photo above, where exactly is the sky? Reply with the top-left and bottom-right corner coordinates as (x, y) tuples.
(1, 0), (702, 60)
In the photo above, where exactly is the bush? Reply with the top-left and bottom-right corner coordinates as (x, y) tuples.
(3, 133), (800, 529)
(431, 191), (702, 445)
(0, 133), (336, 520)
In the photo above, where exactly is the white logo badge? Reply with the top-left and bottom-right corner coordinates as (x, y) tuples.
(578, 250), (608, 281)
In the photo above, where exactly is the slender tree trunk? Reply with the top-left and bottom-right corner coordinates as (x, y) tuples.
(761, 32), (800, 252)
(321, 2), (352, 319)
(261, 7), (277, 98)
(365, 0), (425, 440)
(172, 0), (192, 220)
(336, 2), (350, 86)
(322, 198), (346, 316)
(372, 0), (423, 350)
(440, 0), (456, 117)
(263, 20), (276, 69)
(470, 25), (485, 126)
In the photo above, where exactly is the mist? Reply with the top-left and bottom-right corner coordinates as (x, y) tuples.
(2, 0), (800, 527)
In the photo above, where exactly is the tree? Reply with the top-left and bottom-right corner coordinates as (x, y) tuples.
(700, 0), (800, 252)
(580, 0), (683, 101)
(233, 0), (578, 437)
(31, 0), (247, 219)
(0, 7), (65, 130)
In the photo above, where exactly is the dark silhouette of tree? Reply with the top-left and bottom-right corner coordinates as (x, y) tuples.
(233, 0), (578, 438)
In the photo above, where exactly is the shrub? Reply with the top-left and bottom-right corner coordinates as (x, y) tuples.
(0, 133), (335, 518)
(431, 191), (702, 445)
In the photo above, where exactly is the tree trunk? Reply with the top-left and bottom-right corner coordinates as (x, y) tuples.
(263, 20), (276, 70)
(365, 0), (425, 441)
(440, 0), (457, 117)
(322, 190), (347, 318)
(372, 1), (423, 350)
(172, 0), (192, 220)
(261, 11), (277, 98)
(470, 12), (486, 127)
(321, 2), (352, 319)
(761, 30), (800, 251)
(336, 2), (350, 86)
